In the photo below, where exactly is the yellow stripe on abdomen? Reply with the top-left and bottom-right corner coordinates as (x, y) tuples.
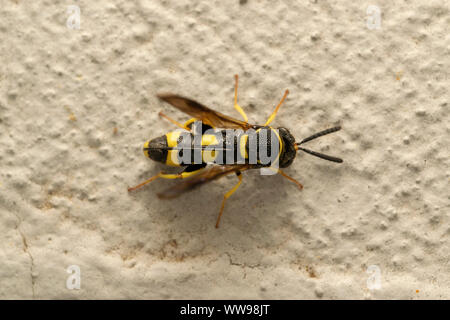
(201, 134), (219, 163)
(239, 134), (248, 159)
(166, 131), (181, 147)
(166, 150), (180, 166)
(143, 140), (150, 157)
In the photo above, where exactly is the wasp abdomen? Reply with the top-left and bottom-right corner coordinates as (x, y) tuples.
(143, 135), (168, 163)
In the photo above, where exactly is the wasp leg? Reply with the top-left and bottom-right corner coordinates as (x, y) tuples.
(216, 171), (243, 228)
(233, 74), (249, 123)
(127, 171), (182, 192)
(127, 171), (184, 192)
(158, 111), (191, 131)
(183, 118), (198, 130)
(127, 164), (206, 192)
(178, 163), (207, 177)
(264, 89), (289, 126)
(128, 172), (162, 192)
(277, 169), (303, 190)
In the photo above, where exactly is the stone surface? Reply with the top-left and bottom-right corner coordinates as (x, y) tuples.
(0, 0), (448, 299)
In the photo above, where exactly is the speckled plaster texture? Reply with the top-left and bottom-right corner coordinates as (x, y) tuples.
(0, 0), (448, 299)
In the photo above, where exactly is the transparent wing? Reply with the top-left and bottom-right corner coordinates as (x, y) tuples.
(157, 164), (252, 199)
(157, 94), (256, 130)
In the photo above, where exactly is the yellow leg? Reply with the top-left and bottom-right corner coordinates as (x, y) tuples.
(127, 171), (185, 192)
(160, 169), (205, 179)
(128, 172), (162, 192)
(158, 111), (191, 131)
(277, 169), (303, 190)
(264, 89), (289, 126)
(159, 172), (183, 179)
(233, 74), (248, 123)
(216, 172), (243, 228)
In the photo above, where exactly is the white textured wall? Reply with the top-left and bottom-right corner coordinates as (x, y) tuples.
(0, 0), (448, 299)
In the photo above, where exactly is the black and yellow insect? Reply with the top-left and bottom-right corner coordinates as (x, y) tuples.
(128, 75), (343, 228)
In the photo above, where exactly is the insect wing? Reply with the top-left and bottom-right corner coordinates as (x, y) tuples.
(157, 165), (250, 199)
(157, 94), (254, 130)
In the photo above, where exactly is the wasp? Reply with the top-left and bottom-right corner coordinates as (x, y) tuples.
(128, 75), (343, 228)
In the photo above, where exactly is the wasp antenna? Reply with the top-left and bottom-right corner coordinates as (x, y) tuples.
(297, 126), (341, 145)
(297, 147), (343, 163)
